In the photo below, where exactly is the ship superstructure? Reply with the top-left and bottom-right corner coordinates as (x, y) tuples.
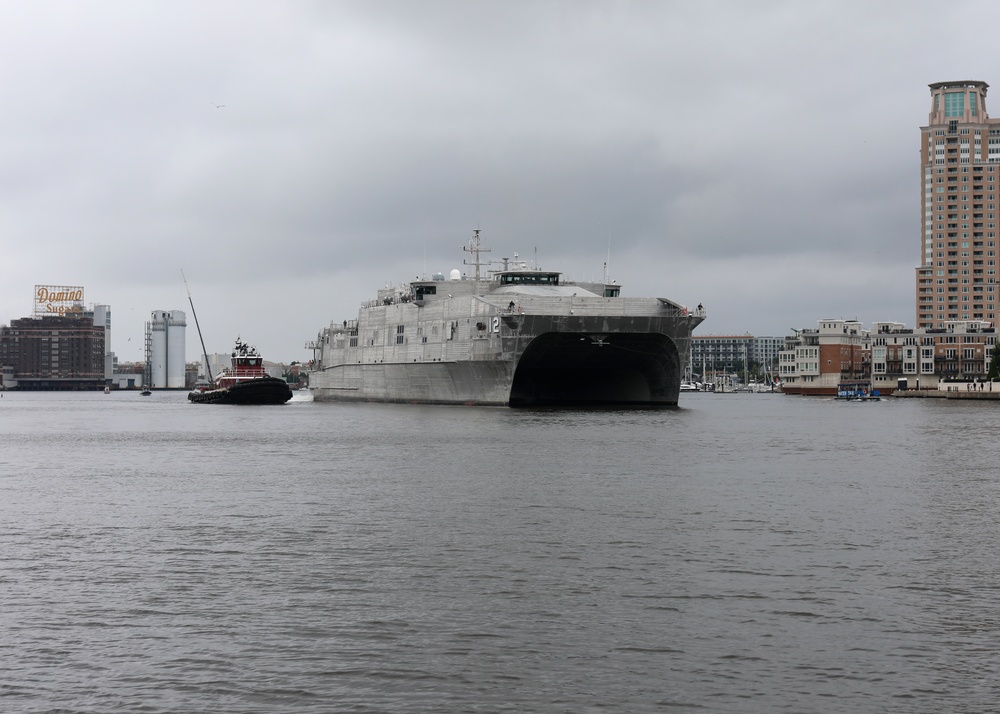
(308, 231), (705, 406)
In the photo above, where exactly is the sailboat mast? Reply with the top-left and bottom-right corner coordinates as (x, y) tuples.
(181, 270), (213, 382)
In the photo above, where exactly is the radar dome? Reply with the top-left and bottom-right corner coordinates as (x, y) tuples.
(450, 269), (461, 280)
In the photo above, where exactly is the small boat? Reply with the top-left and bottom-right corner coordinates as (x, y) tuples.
(835, 381), (881, 401)
(140, 387), (152, 396)
(188, 338), (293, 405)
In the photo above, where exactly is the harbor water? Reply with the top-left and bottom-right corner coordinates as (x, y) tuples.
(2, 390), (1000, 712)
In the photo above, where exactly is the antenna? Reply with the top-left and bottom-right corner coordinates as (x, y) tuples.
(181, 269), (213, 382)
(462, 228), (491, 281)
(606, 234), (612, 283)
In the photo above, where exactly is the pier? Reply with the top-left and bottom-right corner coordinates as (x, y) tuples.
(894, 384), (1000, 400)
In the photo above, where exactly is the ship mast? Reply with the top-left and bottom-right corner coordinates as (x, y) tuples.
(181, 269), (214, 382)
(462, 228), (492, 281)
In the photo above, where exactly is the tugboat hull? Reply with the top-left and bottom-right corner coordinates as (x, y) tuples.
(188, 377), (293, 405)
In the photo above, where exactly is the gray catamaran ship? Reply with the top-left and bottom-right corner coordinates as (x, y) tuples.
(308, 231), (705, 407)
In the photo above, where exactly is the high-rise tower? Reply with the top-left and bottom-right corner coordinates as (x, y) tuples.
(916, 81), (1000, 328)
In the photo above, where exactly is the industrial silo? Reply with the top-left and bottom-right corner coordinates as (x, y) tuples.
(165, 310), (186, 387)
(146, 310), (187, 388)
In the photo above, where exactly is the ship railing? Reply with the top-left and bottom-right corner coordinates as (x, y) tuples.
(479, 295), (700, 318)
(326, 319), (359, 333)
(362, 292), (415, 309)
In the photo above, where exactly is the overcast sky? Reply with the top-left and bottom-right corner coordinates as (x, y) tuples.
(2, 0), (998, 363)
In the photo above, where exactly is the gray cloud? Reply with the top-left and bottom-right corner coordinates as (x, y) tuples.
(1, 0), (996, 360)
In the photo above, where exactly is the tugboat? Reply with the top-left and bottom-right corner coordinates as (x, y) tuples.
(188, 338), (293, 405)
(180, 271), (292, 406)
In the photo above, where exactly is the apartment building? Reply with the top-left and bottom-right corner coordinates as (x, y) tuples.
(690, 334), (784, 376)
(0, 315), (107, 390)
(780, 318), (996, 395)
(779, 319), (868, 395)
(916, 81), (1000, 329)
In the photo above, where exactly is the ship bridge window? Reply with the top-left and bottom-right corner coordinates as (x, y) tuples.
(604, 287), (620, 297)
(499, 272), (560, 286)
(414, 285), (437, 298)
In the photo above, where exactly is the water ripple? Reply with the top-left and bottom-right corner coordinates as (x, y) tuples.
(3, 393), (1000, 711)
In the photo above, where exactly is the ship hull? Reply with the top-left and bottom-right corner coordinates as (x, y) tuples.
(309, 241), (704, 409)
(311, 312), (694, 407)
(311, 361), (514, 406)
(188, 377), (293, 405)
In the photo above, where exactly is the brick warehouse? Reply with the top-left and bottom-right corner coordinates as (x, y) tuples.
(0, 315), (106, 390)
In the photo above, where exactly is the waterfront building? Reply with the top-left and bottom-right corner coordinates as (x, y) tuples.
(87, 304), (116, 381)
(870, 320), (994, 391)
(779, 319), (868, 395)
(780, 318), (996, 395)
(112, 362), (146, 390)
(691, 335), (751, 375)
(750, 336), (785, 372)
(916, 80), (1000, 330)
(0, 314), (106, 390)
(691, 334), (784, 377)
